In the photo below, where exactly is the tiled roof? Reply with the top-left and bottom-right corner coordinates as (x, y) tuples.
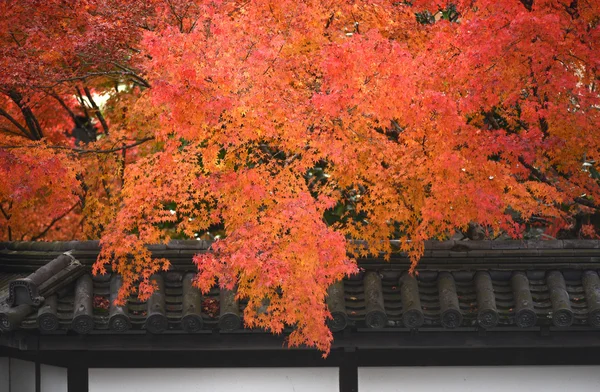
(1, 240), (600, 335)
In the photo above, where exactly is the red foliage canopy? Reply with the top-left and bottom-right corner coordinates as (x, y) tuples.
(1, 0), (599, 353)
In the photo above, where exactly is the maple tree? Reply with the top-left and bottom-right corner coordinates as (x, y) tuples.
(1, 0), (599, 353)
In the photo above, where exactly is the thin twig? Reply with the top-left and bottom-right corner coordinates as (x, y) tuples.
(31, 202), (79, 241)
(0, 137), (155, 154)
(263, 44), (285, 76)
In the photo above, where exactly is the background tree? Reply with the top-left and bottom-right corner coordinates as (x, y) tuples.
(1, 0), (599, 354)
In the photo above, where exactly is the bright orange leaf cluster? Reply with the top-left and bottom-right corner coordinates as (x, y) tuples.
(1, 0), (599, 353)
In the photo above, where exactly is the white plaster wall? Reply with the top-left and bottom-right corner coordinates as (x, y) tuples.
(0, 357), (8, 392)
(10, 358), (35, 392)
(41, 364), (67, 392)
(89, 367), (338, 392)
(359, 366), (600, 392)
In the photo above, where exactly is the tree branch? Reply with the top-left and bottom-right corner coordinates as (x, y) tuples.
(0, 107), (35, 139)
(0, 127), (26, 138)
(111, 63), (151, 88)
(0, 203), (12, 241)
(75, 87), (91, 119)
(47, 91), (78, 124)
(519, 156), (600, 210)
(31, 202), (79, 241)
(0, 137), (155, 154)
(7, 90), (43, 139)
(83, 86), (109, 135)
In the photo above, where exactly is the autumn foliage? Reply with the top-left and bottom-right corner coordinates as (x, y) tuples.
(1, 0), (599, 353)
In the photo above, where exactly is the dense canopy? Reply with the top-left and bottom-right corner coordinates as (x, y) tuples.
(1, 0), (599, 353)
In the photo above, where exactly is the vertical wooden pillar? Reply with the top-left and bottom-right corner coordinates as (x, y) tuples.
(35, 356), (41, 392)
(339, 348), (358, 392)
(67, 366), (88, 392)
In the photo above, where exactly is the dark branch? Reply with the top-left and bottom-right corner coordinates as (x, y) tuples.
(74, 87), (91, 119)
(0, 127), (25, 137)
(518, 156), (551, 184)
(0, 108), (35, 139)
(0, 204), (11, 220)
(0, 137), (154, 154)
(31, 202), (79, 241)
(111, 63), (151, 88)
(574, 197), (600, 211)
(519, 156), (599, 210)
(0, 203), (12, 241)
(83, 87), (109, 135)
(519, 0), (533, 11)
(47, 91), (78, 123)
(7, 90), (43, 139)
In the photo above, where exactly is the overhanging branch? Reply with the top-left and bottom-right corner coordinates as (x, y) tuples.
(519, 156), (599, 211)
(0, 137), (155, 154)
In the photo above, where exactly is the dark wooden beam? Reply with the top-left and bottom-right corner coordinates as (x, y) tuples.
(339, 348), (358, 392)
(23, 329), (600, 354)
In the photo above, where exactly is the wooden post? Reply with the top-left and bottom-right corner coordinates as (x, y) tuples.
(72, 275), (94, 334)
(511, 272), (537, 328)
(582, 270), (600, 328)
(146, 275), (169, 333)
(547, 271), (573, 327)
(364, 272), (387, 328)
(219, 289), (241, 331)
(400, 273), (424, 329)
(474, 272), (498, 329)
(182, 272), (203, 332)
(326, 281), (348, 332)
(339, 348), (358, 392)
(37, 295), (59, 333)
(68, 366), (88, 392)
(108, 274), (131, 332)
(438, 272), (462, 328)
